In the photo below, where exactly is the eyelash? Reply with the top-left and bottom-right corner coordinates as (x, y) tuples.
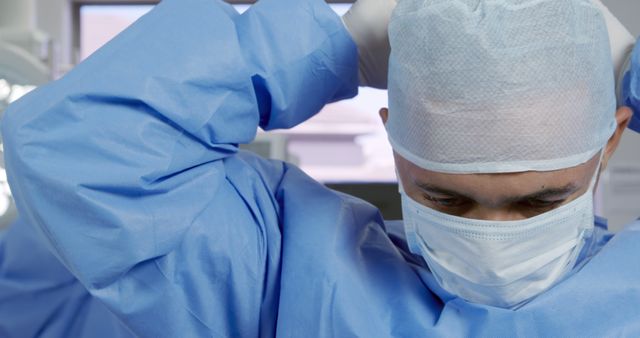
(520, 199), (564, 209)
(422, 194), (566, 210)
(422, 194), (468, 207)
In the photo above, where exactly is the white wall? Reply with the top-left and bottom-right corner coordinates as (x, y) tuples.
(603, 0), (640, 36)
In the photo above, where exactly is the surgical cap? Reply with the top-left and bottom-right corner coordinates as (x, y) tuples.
(387, 0), (617, 174)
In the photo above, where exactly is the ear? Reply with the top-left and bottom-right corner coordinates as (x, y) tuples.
(601, 106), (633, 170)
(379, 107), (389, 124)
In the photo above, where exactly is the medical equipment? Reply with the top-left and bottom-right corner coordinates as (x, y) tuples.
(0, 0), (52, 230)
(0, 41), (50, 229)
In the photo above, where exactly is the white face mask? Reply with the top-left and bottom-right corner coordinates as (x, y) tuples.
(400, 158), (601, 308)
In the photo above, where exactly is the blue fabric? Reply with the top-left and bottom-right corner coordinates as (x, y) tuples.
(1, 0), (639, 336)
(622, 38), (640, 132)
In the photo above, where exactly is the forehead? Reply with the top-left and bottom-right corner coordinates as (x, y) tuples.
(395, 152), (599, 201)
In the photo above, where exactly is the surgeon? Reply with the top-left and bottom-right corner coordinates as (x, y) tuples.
(0, 0), (639, 336)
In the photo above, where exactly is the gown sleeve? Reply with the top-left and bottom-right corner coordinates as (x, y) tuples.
(0, 0), (358, 335)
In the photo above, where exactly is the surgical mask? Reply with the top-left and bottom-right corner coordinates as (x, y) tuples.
(400, 156), (602, 309)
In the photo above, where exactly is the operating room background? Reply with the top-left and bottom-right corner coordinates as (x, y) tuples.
(597, 1), (640, 231)
(0, 0), (639, 231)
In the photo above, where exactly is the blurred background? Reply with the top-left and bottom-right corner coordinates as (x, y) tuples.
(0, 0), (638, 230)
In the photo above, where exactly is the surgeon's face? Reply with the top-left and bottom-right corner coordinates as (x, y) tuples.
(380, 106), (633, 221)
(394, 151), (598, 220)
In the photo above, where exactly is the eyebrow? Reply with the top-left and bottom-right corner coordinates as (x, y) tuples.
(415, 181), (581, 204)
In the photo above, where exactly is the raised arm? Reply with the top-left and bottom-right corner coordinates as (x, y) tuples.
(1, 0), (357, 335)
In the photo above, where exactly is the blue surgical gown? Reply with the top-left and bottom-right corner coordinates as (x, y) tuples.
(1, 0), (640, 337)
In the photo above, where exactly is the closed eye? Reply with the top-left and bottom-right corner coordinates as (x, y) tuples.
(422, 194), (469, 208)
(519, 198), (565, 209)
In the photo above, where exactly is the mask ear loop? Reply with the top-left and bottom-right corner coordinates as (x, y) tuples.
(549, 149), (605, 286)
(592, 148), (608, 216)
(395, 168), (406, 194)
(589, 149), (606, 193)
